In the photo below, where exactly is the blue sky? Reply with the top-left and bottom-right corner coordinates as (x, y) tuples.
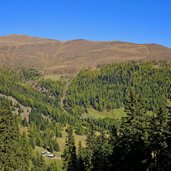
(0, 0), (171, 47)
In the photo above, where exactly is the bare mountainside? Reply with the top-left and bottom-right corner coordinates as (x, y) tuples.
(0, 34), (171, 74)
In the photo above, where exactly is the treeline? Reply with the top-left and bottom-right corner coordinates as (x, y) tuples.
(63, 89), (171, 171)
(64, 61), (171, 115)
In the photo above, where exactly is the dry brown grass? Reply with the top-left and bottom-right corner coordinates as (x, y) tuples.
(0, 35), (171, 75)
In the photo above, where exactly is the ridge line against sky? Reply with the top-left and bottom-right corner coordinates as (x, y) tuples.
(0, 0), (171, 47)
(1, 33), (170, 49)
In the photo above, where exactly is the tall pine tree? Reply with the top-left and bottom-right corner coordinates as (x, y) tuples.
(111, 89), (149, 170)
(62, 126), (78, 171)
(148, 104), (170, 170)
(0, 99), (20, 170)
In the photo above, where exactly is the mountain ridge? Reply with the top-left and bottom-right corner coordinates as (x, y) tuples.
(0, 34), (171, 74)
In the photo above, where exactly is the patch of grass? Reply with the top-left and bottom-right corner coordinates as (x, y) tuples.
(44, 74), (73, 81)
(87, 107), (126, 120)
(45, 158), (64, 171)
(33, 131), (86, 171)
(33, 147), (64, 170)
(146, 111), (154, 116)
(167, 99), (171, 107)
(44, 74), (62, 81)
(19, 127), (28, 135)
(57, 131), (86, 152)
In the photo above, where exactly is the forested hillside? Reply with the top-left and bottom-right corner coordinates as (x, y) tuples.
(0, 61), (171, 170)
(65, 61), (171, 114)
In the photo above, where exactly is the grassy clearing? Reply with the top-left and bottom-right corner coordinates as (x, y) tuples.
(33, 130), (86, 170)
(19, 127), (28, 135)
(87, 107), (157, 119)
(44, 74), (73, 81)
(44, 74), (62, 81)
(57, 130), (86, 152)
(87, 107), (126, 120)
(45, 158), (64, 171)
(33, 146), (64, 170)
(146, 111), (154, 116)
(167, 99), (171, 107)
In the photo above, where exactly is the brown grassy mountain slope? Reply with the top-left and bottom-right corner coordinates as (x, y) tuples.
(0, 34), (171, 74)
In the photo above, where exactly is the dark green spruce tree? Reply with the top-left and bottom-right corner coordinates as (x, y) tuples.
(91, 131), (112, 171)
(111, 89), (149, 170)
(85, 126), (96, 171)
(63, 126), (78, 171)
(17, 132), (32, 170)
(147, 103), (170, 170)
(77, 141), (86, 171)
(0, 99), (21, 170)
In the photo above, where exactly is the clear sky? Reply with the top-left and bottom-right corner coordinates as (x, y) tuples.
(0, 0), (171, 47)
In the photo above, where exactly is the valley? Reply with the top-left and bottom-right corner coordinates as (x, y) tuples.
(1, 60), (171, 170)
(1, 0), (171, 170)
